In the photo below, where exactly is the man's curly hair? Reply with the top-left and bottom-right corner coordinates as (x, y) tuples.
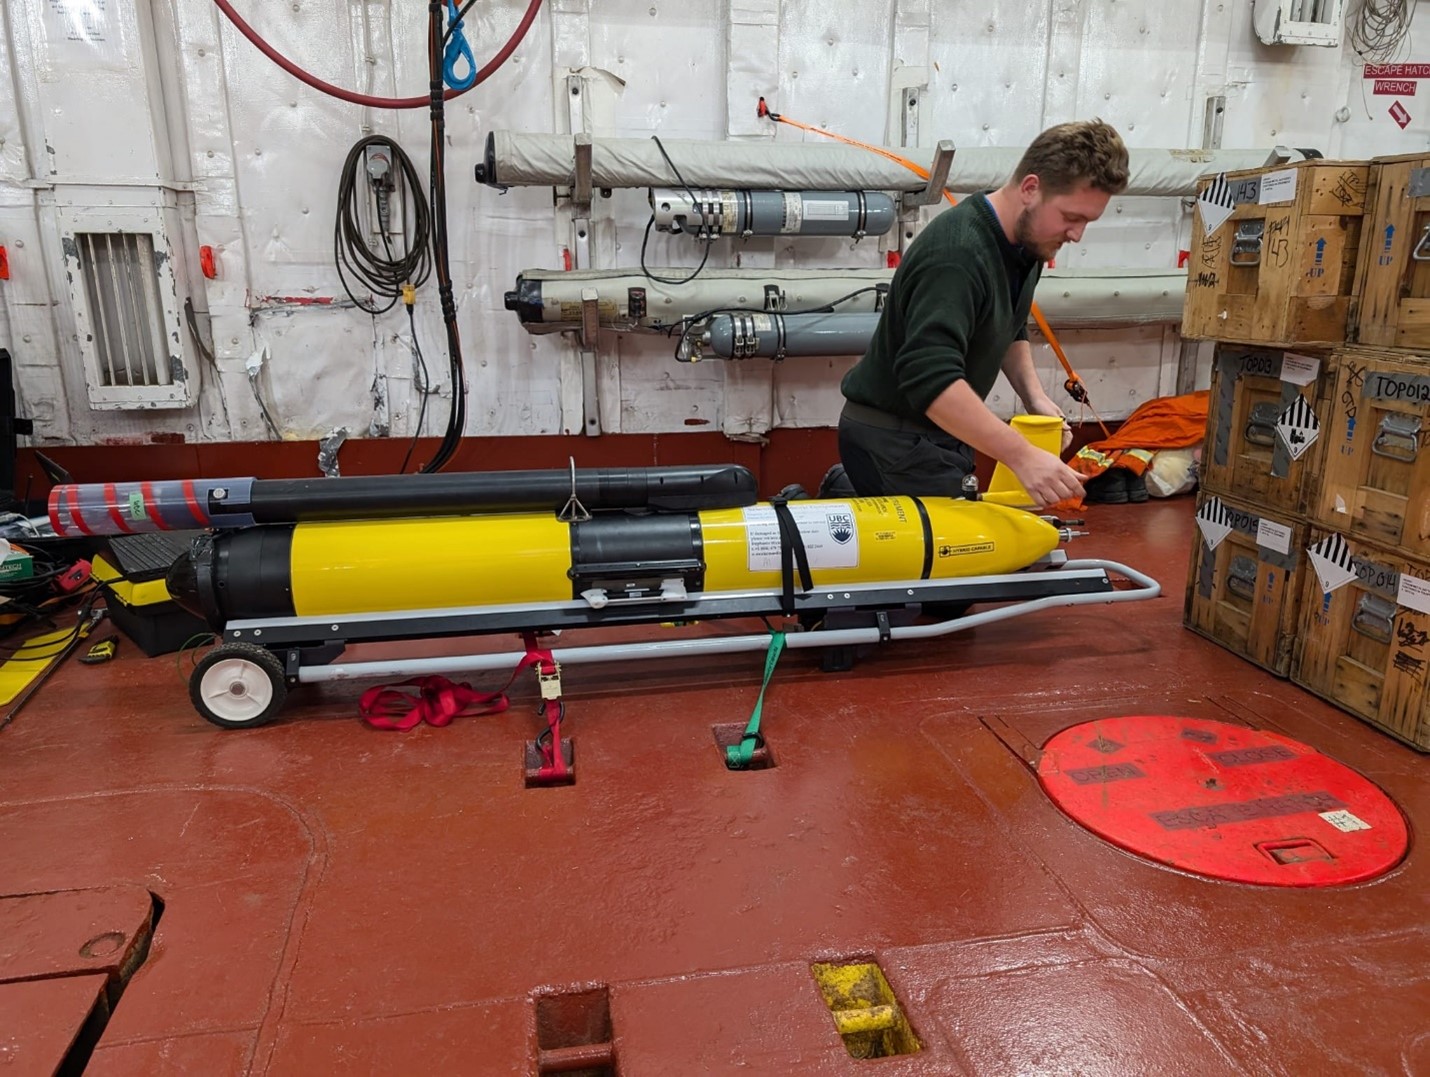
(1013, 119), (1130, 196)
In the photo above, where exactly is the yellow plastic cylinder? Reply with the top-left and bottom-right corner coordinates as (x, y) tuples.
(666, 496), (1057, 590)
(280, 496), (1060, 618)
(289, 514), (573, 616)
(985, 414), (1068, 508)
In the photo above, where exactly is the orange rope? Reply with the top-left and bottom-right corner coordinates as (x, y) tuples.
(1030, 306), (1111, 436)
(757, 99), (1109, 437)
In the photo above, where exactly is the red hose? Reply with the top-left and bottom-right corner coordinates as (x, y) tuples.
(211, 0), (545, 109)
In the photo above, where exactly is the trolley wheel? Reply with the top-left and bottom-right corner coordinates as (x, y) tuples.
(189, 642), (287, 729)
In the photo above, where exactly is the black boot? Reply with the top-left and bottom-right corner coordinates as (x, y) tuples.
(1083, 469), (1129, 504)
(1125, 470), (1148, 503)
(817, 463), (857, 498)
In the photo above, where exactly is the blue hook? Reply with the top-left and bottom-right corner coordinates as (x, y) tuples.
(443, 0), (476, 91)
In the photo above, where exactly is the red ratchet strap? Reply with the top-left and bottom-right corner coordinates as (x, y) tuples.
(359, 675), (511, 731)
(534, 698), (568, 782)
(360, 633), (557, 732)
(528, 632), (569, 782)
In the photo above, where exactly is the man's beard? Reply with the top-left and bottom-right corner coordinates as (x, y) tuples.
(1013, 207), (1059, 261)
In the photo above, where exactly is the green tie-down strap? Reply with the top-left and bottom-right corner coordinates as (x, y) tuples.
(726, 630), (786, 770)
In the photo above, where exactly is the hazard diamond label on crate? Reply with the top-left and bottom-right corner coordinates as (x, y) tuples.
(1308, 533), (1357, 595)
(1390, 100), (1412, 129)
(1195, 496), (1233, 551)
(1198, 173), (1236, 237)
(1276, 396), (1320, 461)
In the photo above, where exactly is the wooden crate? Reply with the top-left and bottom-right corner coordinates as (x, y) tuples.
(1292, 529), (1430, 751)
(1200, 343), (1336, 514)
(1307, 346), (1430, 559)
(1183, 160), (1368, 346)
(1349, 152), (1430, 348)
(1184, 490), (1307, 677)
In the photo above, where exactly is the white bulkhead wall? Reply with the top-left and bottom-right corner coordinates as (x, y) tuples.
(0, 0), (1421, 451)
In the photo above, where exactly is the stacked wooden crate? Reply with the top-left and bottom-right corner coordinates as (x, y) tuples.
(1182, 342), (1329, 678)
(1181, 155), (1430, 752)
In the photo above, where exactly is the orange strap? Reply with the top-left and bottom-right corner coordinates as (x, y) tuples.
(758, 99), (1107, 435)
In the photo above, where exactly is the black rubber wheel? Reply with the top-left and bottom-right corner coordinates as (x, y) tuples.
(188, 642), (287, 729)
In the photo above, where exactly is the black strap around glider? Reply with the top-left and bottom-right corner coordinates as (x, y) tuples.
(769, 497), (813, 615)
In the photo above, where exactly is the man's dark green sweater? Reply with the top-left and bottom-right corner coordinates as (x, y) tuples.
(841, 194), (1040, 425)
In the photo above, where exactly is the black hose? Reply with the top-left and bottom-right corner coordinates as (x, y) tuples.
(334, 135), (433, 314)
(422, 1), (467, 473)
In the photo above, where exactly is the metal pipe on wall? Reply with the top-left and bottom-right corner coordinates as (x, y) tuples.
(650, 188), (898, 238)
(504, 267), (1189, 335)
(477, 131), (1312, 198)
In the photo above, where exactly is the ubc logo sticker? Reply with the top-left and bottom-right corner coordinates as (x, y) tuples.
(827, 512), (854, 545)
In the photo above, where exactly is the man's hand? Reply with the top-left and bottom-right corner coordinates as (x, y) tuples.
(1006, 443), (1086, 509)
(1022, 393), (1074, 453)
(924, 379), (1080, 506)
(1001, 341), (1075, 453)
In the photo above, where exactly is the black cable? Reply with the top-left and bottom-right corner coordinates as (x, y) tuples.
(640, 135), (714, 287)
(640, 216), (713, 287)
(247, 372), (283, 440)
(444, 0), (479, 43)
(0, 589), (100, 662)
(421, 0), (468, 474)
(399, 302), (432, 474)
(184, 299), (215, 364)
(334, 135), (433, 314)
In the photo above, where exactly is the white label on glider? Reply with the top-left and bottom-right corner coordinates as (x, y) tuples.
(744, 502), (860, 573)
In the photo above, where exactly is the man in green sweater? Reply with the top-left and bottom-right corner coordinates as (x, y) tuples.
(837, 119), (1129, 508)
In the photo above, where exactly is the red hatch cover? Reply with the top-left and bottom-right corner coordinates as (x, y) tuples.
(1036, 716), (1408, 887)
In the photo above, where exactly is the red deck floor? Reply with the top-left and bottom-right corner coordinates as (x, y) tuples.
(2, 497), (1426, 1074)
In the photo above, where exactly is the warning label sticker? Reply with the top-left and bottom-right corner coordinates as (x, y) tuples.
(1320, 809), (1372, 833)
(938, 541), (994, 557)
(803, 199), (851, 220)
(1276, 396), (1321, 461)
(744, 502), (860, 572)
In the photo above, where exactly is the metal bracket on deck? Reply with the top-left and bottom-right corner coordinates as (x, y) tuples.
(895, 139), (955, 255)
(903, 139), (955, 208)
